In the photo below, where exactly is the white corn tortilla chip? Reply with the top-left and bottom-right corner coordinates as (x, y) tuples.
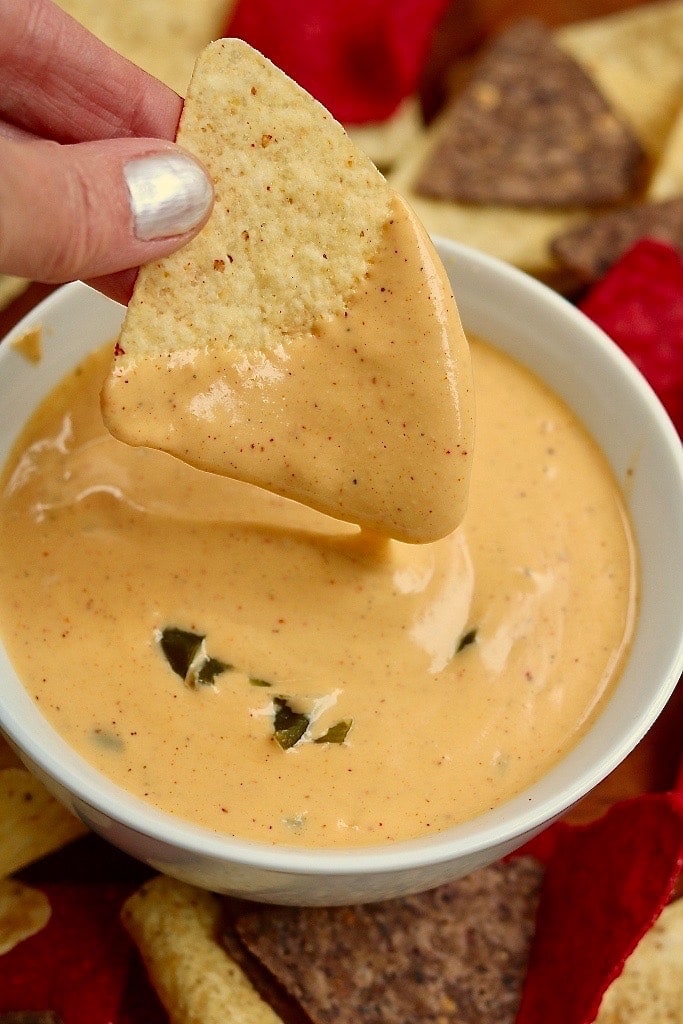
(0, 767), (87, 878)
(557, 0), (683, 161)
(0, 878), (51, 954)
(594, 898), (683, 1022)
(648, 103), (683, 200)
(55, 0), (235, 95)
(0, 276), (28, 313)
(121, 874), (283, 1024)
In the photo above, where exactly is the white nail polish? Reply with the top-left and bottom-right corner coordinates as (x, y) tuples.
(124, 153), (213, 241)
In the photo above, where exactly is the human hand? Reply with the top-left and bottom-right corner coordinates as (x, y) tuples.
(0, 0), (214, 304)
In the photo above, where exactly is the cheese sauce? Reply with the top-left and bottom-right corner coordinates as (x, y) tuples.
(0, 339), (637, 848)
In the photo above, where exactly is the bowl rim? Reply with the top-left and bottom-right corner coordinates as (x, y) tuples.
(0, 236), (681, 878)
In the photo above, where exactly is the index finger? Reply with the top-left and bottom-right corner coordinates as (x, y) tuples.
(0, 0), (182, 144)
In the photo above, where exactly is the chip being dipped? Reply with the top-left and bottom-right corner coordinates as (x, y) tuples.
(101, 39), (474, 544)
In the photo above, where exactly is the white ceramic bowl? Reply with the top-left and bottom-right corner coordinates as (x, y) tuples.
(0, 238), (681, 905)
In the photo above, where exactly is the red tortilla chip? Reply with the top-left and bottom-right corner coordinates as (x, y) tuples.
(579, 238), (683, 433)
(224, 0), (449, 123)
(0, 884), (133, 1024)
(515, 792), (683, 1024)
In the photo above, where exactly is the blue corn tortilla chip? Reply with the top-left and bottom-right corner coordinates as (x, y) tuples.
(416, 20), (646, 208)
(550, 196), (683, 282)
(232, 856), (543, 1024)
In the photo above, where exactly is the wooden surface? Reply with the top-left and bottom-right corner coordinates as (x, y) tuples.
(0, 0), (680, 829)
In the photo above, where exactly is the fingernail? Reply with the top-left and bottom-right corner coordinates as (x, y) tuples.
(124, 152), (213, 241)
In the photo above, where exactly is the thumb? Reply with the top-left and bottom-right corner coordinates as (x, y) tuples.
(0, 135), (214, 286)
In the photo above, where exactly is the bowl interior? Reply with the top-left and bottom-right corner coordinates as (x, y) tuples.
(0, 239), (681, 886)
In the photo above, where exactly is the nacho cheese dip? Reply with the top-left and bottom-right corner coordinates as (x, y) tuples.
(0, 337), (637, 849)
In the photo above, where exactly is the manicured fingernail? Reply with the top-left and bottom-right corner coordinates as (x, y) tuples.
(124, 152), (213, 241)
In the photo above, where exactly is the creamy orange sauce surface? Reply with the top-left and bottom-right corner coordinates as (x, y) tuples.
(101, 198), (475, 544)
(0, 339), (637, 848)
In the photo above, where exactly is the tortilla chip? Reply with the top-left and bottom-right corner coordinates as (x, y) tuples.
(101, 35), (389, 471)
(223, 0), (446, 135)
(102, 38), (472, 542)
(346, 95), (423, 171)
(0, 768), (87, 878)
(55, 0), (235, 95)
(578, 238), (683, 434)
(0, 277), (28, 313)
(390, 126), (584, 283)
(390, 5), (683, 284)
(550, 196), (683, 282)
(234, 857), (543, 1024)
(594, 898), (683, 1022)
(416, 20), (646, 208)
(0, 883), (133, 1023)
(108, 38), (392, 361)
(0, 879), (51, 955)
(648, 102), (683, 200)
(516, 793), (683, 1024)
(121, 874), (283, 1024)
(557, 0), (683, 161)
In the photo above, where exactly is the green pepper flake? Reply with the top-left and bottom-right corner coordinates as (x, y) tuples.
(194, 656), (231, 687)
(158, 626), (231, 688)
(249, 677), (273, 687)
(314, 720), (352, 745)
(456, 627), (478, 653)
(273, 697), (309, 750)
(159, 627), (204, 679)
